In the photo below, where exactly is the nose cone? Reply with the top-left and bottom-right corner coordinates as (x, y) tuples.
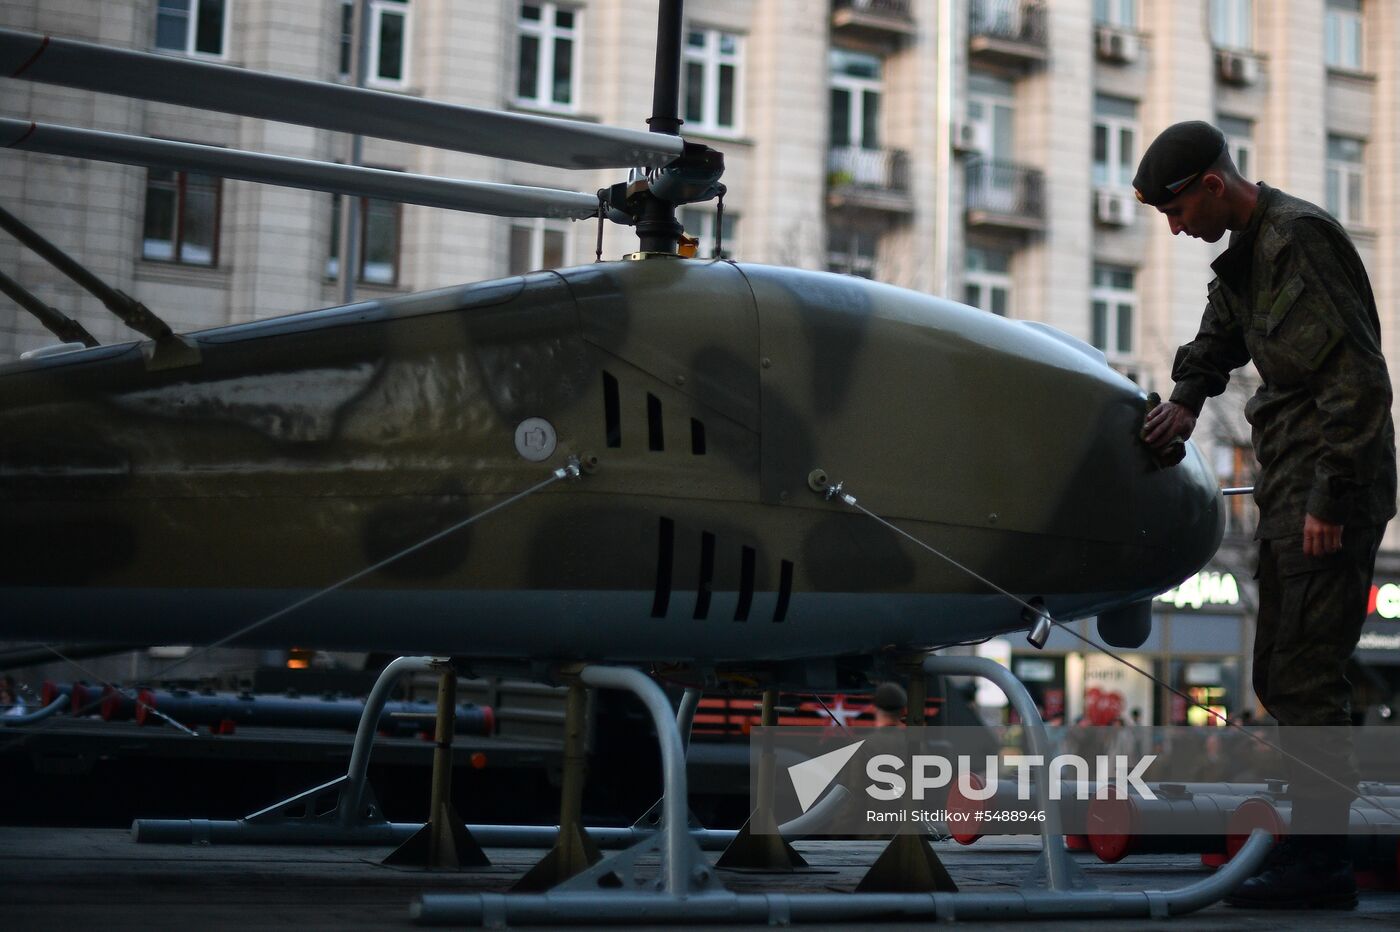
(1138, 440), (1226, 591)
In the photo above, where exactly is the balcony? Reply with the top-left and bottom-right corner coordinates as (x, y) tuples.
(968, 0), (1048, 73)
(831, 0), (916, 47)
(827, 146), (912, 213)
(964, 159), (1044, 234)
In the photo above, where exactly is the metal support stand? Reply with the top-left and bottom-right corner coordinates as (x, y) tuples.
(134, 656), (429, 846)
(712, 689), (809, 871)
(631, 686), (704, 832)
(512, 678), (601, 890)
(133, 664), (740, 851)
(384, 662), (488, 869)
(856, 654), (957, 893)
(922, 655), (1091, 892)
(412, 666), (1278, 925)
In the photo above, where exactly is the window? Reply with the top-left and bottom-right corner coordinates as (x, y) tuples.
(964, 247), (1012, 316)
(328, 193), (401, 284)
(1326, 135), (1365, 226)
(515, 2), (578, 109)
(1218, 114), (1253, 181)
(339, 0), (410, 84)
(1091, 264), (1136, 361)
(1093, 95), (1137, 190)
(508, 219), (569, 274)
(682, 27), (741, 135)
(827, 229), (878, 279)
(966, 74), (1014, 161)
(679, 206), (736, 259)
(829, 49), (882, 151)
(1093, 0), (1136, 28)
(142, 168), (220, 266)
(1325, 0), (1363, 71)
(155, 0), (228, 56)
(1210, 0), (1252, 50)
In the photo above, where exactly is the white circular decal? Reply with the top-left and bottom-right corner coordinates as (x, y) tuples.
(514, 417), (557, 462)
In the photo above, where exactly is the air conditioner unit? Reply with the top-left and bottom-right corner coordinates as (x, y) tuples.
(1095, 26), (1140, 65)
(1095, 189), (1135, 226)
(951, 120), (981, 154)
(1217, 49), (1259, 86)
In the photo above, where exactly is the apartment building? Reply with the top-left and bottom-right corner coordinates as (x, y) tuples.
(2, 0), (1399, 719)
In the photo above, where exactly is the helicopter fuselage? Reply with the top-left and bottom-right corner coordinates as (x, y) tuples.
(0, 259), (1223, 668)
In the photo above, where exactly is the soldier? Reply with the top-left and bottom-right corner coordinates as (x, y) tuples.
(871, 682), (908, 728)
(1138, 121), (1396, 910)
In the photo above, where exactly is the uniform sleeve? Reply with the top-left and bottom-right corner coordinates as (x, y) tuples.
(1168, 283), (1251, 417)
(1290, 221), (1393, 524)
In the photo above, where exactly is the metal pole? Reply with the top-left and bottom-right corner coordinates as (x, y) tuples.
(637, 0), (684, 254)
(922, 655), (1072, 891)
(755, 688), (779, 830)
(648, 0), (683, 136)
(558, 680), (589, 851)
(426, 663), (458, 867)
(934, 0), (954, 296)
(337, 0), (370, 304)
(0, 269), (98, 347)
(340, 655), (438, 826)
(676, 686), (701, 752)
(413, 832), (1276, 925)
(0, 204), (171, 342)
(578, 665), (689, 894)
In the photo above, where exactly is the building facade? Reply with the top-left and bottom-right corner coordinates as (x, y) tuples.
(2, 0), (1399, 719)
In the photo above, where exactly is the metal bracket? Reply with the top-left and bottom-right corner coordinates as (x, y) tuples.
(551, 828), (718, 896)
(1023, 848), (1095, 891)
(245, 774), (386, 827)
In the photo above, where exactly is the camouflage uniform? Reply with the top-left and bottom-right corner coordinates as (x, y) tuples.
(1168, 183), (1397, 833)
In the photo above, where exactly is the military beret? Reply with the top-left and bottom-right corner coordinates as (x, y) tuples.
(872, 682), (907, 712)
(1133, 121), (1227, 206)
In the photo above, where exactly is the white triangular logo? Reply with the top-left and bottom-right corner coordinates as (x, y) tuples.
(787, 740), (865, 812)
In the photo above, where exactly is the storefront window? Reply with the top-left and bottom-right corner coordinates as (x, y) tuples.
(1010, 654), (1066, 725)
(1168, 657), (1240, 725)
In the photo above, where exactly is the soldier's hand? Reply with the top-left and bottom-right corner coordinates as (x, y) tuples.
(1303, 513), (1343, 557)
(1142, 401), (1197, 454)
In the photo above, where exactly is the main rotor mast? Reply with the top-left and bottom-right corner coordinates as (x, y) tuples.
(636, 0), (685, 255)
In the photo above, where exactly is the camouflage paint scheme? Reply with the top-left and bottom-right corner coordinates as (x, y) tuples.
(0, 259), (1223, 676)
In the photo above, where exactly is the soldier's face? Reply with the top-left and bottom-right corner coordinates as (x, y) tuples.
(1156, 179), (1229, 243)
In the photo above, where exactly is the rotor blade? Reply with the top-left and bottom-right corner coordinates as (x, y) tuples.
(0, 28), (685, 170)
(1, 118), (603, 220)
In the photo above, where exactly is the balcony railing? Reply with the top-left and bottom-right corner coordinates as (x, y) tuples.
(829, 146), (908, 190)
(965, 158), (1044, 231)
(833, 0), (912, 19)
(831, 1), (916, 45)
(968, 0), (1048, 71)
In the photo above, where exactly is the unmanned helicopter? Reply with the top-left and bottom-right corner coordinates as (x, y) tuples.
(0, 15), (1224, 692)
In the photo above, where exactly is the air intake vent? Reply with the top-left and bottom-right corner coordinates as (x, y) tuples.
(735, 546), (755, 621)
(647, 393), (665, 451)
(774, 560), (793, 622)
(694, 532), (715, 619)
(603, 371), (621, 448)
